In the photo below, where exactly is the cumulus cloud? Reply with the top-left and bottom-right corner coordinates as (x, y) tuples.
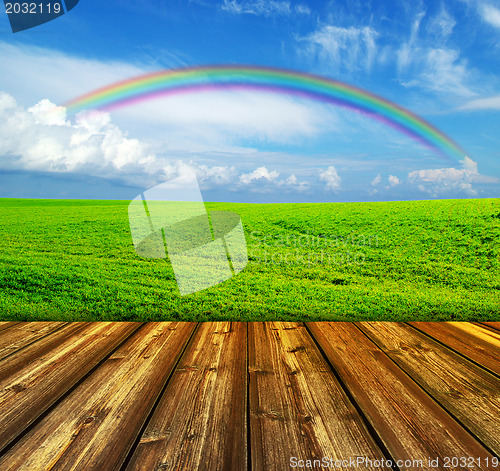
(282, 173), (309, 192)
(0, 92), (236, 188)
(407, 156), (498, 196)
(388, 175), (400, 186)
(297, 25), (378, 73)
(0, 94), (146, 177)
(371, 174), (382, 186)
(319, 166), (341, 191)
(235, 167), (310, 193)
(239, 166), (280, 184)
(196, 165), (238, 188)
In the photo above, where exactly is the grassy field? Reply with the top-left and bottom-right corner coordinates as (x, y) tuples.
(0, 197), (498, 321)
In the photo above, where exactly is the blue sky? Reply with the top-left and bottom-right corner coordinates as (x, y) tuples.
(0, 0), (499, 202)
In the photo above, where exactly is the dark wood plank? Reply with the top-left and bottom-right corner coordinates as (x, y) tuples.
(0, 322), (67, 361)
(0, 322), (196, 471)
(125, 322), (247, 471)
(0, 322), (140, 452)
(307, 322), (495, 471)
(0, 323), (20, 333)
(359, 322), (500, 455)
(249, 322), (391, 471)
(409, 322), (500, 376)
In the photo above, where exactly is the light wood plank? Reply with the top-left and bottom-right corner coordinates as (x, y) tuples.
(359, 322), (500, 455)
(0, 323), (20, 333)
(307, 322), (495, 471)
(125, 322), (247, 471)
(410, 322), (500, 376)
(0, 322), (67, 361)
(0, 322), (139, 452)
(0, 322), (196, 471)
(249, 322), (391, 471)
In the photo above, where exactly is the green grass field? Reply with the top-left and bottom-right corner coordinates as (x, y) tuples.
(0, 198), (498, 321)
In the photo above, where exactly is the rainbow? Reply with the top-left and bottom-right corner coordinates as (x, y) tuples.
(65, 65), (467, 162)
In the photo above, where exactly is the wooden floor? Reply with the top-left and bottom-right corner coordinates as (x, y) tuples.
(0, 322), (498, 471)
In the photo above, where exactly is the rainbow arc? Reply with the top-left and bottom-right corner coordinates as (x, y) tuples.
(66, 65), (467, 163)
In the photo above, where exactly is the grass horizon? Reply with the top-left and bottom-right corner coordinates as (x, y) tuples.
(0, 197), (498, 321)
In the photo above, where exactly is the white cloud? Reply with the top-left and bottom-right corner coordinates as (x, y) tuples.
(221, 0), (291, 16)
(459, 94), (500, 110)
(295, 4), (310, 14)
(0, 93), (240, 189)
(0, 93), (151, 184)
(397, 10), (425, 72)
(371, 174), (382, 186)
(283, 173), (309, 192)
(479, 3), (500, 28)
(127, 91), (329, 144)
(319, 166), (341, 191)
(0, 42), (150, 106)
(0, 42), (334, 149)
(396, 12), (475, 97)
(297, 25), (378, 73)
(407, 156), (498, 195)
(388, 175), (400, 186)
(196, 165), (238, 188)
(221, 0), (310, 16)
(427, 7), (456, 38)
(399, 47), (475, 97)
(239, 166), (280, 184)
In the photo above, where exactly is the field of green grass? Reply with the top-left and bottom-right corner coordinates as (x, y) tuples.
(0, 198), (498, 321)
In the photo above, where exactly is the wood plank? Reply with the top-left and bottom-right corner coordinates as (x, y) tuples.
(0, 322), (140, 452)
(0, 322), (196, 471)
(359, 322), (500, 455)
(307, 322), (495, 471)
(0, 322), (67, 361)
(481, 322), (500, 332)
(0, 323), (90, 381)
(125, 322), (247, 471)
(0, 323), (20, 333)
(409, 322), (500, 376)
(248, 322), (391, 471)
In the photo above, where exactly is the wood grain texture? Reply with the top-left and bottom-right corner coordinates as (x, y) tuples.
(0, 322), (196, 471)
(125, 322), (247, 471)
(0, 322), (67, 361)
(307, 322), (495, 471)
(409, 321), (500, 376)
(0, 322), (139, 452)
(480, 322), (500, 332)
(249, 322), (391, 471)
(359, 322), (500, 455)
(0, 323), (20, 333)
